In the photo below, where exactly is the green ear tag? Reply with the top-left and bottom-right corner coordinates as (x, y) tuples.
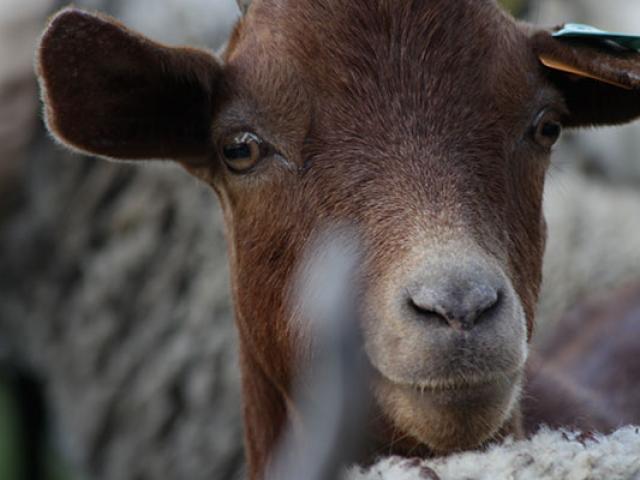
(553, 23), (640, 51)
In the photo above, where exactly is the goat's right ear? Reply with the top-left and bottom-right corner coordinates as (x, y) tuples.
(37, 8), (223, 163)
(532, 29), (640, 128)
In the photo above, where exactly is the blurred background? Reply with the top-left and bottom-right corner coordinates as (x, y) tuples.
(0, 1), (638, 479)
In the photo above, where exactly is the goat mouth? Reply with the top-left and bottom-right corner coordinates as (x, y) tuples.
(373, 368), (522, 405)
(407, 370), (519, 393)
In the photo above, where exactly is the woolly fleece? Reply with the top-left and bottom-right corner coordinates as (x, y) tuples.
(348, 427), (640, 480)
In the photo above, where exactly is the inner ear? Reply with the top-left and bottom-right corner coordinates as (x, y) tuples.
(531, 30), (640, 128)
(538, 55), (633, 90)
(37, 8), (224, 162)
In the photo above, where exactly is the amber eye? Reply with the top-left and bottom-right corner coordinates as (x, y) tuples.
(532, 110), (562, 149)
(221, 132), (266, 173)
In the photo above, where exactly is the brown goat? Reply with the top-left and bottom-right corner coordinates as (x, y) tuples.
(36, 1), (640, 478)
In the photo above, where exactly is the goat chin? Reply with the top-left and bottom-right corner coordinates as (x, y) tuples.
(372, 370), (523, 454)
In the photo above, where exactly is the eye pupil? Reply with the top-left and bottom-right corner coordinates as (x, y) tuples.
(542, 122), (561, 139)
(224, 144), (252, 160)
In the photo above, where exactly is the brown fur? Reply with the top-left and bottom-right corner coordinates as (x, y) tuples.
(36, 2), (640, 479)
(38, 9), (221, 161)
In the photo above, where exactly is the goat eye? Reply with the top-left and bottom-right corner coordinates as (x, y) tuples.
(532, 110), (562, 149)
(221, 132), (266, 173)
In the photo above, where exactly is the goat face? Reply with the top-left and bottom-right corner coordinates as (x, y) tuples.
(216, 0), (546, 452)
(37, 0), (640, 473)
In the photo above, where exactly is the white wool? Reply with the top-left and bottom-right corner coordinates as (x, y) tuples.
(118, 0), (237, 46)
(536, 171), (640, 343)
(0, 0), (52, 82)
(347, 427), (640, 480)
(0, 0), (50, 170)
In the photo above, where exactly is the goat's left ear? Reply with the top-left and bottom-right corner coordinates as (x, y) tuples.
(532, 30), (640, 128)
(37, 8), (223, 163)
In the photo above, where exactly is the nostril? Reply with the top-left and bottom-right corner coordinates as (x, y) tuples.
(407, 297), (450, 327)
(475, 289), (501, 324)
(406, 282), (503, 332)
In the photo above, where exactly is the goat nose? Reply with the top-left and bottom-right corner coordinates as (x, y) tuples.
(407, 277), (501, 331)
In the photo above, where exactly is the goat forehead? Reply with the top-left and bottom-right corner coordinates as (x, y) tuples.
(231, 0), (535, 137)
(281, 0), (510, 74)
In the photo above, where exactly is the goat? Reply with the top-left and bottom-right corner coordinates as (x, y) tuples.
(36, 1), (640, 478)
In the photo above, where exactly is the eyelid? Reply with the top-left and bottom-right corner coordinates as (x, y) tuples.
(218, 127), (274, 153)
(534, 107), (562, 124)
(231, 131), (263, 144)
(530, 107), (563, 150)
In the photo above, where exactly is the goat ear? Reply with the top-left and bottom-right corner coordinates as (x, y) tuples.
(37, 8), (222, 163)
(532, 30), (640, 128)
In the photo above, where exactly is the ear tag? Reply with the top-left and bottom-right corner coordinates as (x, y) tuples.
(538, 54), (633, 90)
(539, 23), (640, 90)
(553, 23), (640, 51)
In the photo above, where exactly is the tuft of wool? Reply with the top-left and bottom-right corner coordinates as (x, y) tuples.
(347, 427), (640, 480)
(537, 171), (640, 338)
